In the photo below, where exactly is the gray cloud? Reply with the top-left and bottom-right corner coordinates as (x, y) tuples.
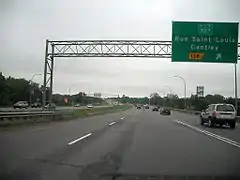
(1, 0), (240, 97)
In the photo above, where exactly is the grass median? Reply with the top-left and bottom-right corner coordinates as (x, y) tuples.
(72, 105), (132, 118)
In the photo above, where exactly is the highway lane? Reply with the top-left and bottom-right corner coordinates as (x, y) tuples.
(0, 108), (240, 179)
(0, 108), (135, 179)
(172, 110), (240, 144)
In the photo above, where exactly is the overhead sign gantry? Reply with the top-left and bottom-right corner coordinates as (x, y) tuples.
(43, 37), (240, 107)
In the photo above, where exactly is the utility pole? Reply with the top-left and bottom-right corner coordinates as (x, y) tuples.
(234, 63), (238, 114)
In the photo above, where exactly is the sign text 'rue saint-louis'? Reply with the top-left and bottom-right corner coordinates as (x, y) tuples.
(172, 22), (239, 63)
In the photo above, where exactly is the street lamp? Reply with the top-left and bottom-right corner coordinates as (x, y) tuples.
(69, 84), (78, 106)
(149, 93), (154, 106)
(29, 73), (42, 107)
(173, 75), (187, 108)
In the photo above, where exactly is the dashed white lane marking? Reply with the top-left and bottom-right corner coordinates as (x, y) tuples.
(109, 122), (116, 126)
(68, 133), (92, 145)
(173, 119), (240, 148)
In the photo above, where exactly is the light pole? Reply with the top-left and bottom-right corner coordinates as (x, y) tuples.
(149, 93), (153, 106)
(163, 87), (172, 107)
(68, 86), (71, 106)
(29, 73), (42, 107)
(173, 75), (186, 108)
(69, 84), (77, 106)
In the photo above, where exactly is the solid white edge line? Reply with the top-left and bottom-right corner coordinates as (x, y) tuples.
(173, 119), (240, 148)
(109, 122), (116, 126)
(68, 133), (92, 145)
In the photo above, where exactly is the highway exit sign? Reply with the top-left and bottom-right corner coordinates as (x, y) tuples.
(172, 21), (239, 63)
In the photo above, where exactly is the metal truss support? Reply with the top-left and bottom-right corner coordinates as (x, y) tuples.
(42, 40), (54, 107)
(49, 40), (172, 58)
(42, 40), (240, 107)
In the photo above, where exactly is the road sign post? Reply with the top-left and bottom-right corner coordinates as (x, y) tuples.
(172, 21), (239, 111)
(235, 63), (238, 114)
(172, 21), (238, 63)
(42, 39), (240, 107)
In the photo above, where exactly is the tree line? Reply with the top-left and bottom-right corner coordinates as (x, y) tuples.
(0, 72), (105, 106)
(115, 93), (239, 115)
(1, 72), (239, 114)
(0, 72), (42, 106)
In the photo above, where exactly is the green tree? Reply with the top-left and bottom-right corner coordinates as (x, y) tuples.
(0, 73), (42, 106)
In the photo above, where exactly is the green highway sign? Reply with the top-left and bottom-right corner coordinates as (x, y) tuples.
(172, 21), (239, 63)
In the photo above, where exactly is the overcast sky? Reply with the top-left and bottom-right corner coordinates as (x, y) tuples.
(1, 0), (240, 97)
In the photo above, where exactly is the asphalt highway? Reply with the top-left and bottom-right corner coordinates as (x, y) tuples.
(0, 108), (240, 180)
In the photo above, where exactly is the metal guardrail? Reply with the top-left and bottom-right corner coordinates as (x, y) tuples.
(171, 108), (240, 122)
(0, 105), (111, 121)
(0, 105), (111, 113)
(0, 105), (115, 127)
(0, 111), (70, 121)
(171, 109), (200, 115)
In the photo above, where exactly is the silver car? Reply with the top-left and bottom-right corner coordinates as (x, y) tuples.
(13, 101), (29, 109)
(200, 104), (236, 129)
(86, 104), (93, 108)
(44, 103), (56, 110)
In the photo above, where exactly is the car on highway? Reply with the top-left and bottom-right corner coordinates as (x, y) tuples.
(31, 102), (41, 108)
(200, 103), (236, 129)
(87, 104), (93, 108)
(143, 104), (149, 109)
(44, 103), (56, 110)
(152, 107), (159, 111)
(160, 107), (171, 115)
(13, 101), (29, 109)
(74, 104), (81, 107)
(137, 105), (142, 109)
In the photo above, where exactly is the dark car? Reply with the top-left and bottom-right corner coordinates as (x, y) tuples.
(13, 101), (29, 109)
(152, 107), (159, 111)
(137, 106), (142, 109)
(160, 108), (171, 115)
(31, 102), (42, 108)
